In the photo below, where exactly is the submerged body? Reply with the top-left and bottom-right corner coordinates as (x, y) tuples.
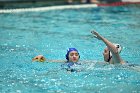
(32, 48), (81, 72)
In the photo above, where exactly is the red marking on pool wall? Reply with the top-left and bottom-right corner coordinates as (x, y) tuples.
(97, 2), (140, 6)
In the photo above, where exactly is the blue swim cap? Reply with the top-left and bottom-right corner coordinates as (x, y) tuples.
(65, 48), (80, 61)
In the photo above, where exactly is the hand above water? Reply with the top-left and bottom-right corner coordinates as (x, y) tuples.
(32, 55), (46, 62)
(91, 30), (102, 40)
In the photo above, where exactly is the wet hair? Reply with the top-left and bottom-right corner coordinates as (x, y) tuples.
(65, 48), (80, 61)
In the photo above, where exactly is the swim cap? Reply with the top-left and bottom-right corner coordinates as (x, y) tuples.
(107, 43), (122, 62)
(65, 48), (80, 61)
(110, 43), (122, 57)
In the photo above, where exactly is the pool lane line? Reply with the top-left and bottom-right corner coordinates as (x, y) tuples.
(1, 2), (140, 13)
(0, 4), (97, 13)
(98, 2), (140, 6)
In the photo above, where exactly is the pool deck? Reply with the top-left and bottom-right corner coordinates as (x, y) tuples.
(0, 0), (140, 9)
(0, 0), (122, 9)
(0, 0), (71, 9)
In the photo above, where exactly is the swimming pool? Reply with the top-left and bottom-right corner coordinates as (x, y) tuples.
(0, 4), (140, 93)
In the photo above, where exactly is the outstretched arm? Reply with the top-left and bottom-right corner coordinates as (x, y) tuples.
(91, 31), (125, 64)
(32, 55), (66, 63)
(91, 31), (118, 53)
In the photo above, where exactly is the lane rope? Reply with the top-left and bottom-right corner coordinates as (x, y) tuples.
(98, 2), (140, 6)
(0, 4), (97, 13)
(0, 2), (140, 13)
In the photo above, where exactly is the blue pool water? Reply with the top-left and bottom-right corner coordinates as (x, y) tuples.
(0, 5), (140, 93)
